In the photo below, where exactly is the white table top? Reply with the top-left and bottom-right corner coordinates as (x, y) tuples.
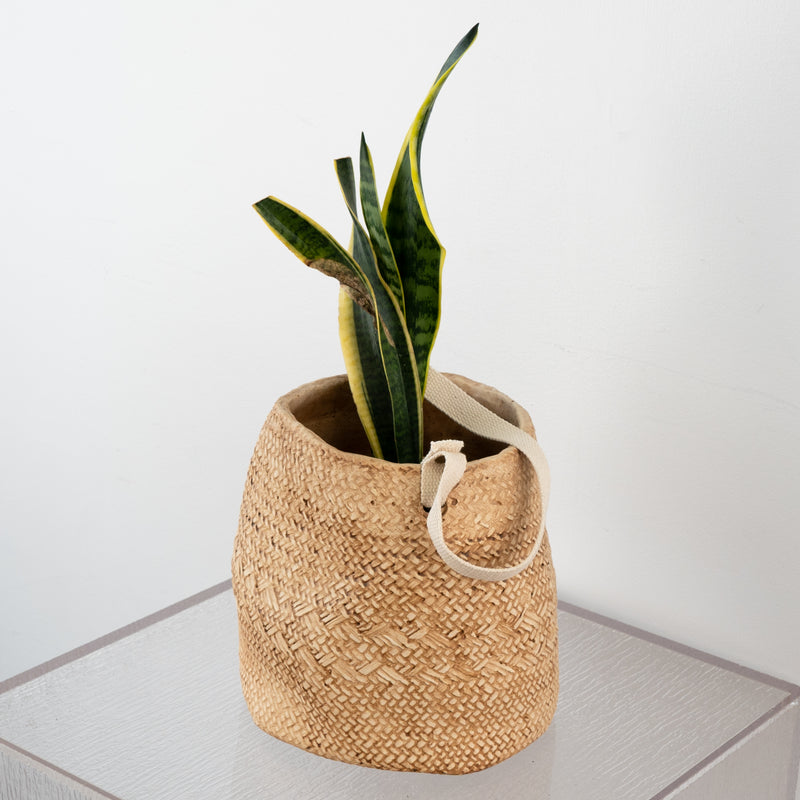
(1, 581), (798, 799)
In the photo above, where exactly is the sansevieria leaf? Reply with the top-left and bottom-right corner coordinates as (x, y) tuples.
(253, 195), (417, 458)
(336, 149), (400, 461)
(358, 134), (405, 313)
(338, 288), (396, 461)
(253, 197), (373, 315)
(382, 23), (478, 394)
(255, 25), (479, 463)
(334, 158), (423, 462)
(336, 135), (411, 462)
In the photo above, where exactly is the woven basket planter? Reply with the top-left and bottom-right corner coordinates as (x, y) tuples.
(232, 373), (558, 774)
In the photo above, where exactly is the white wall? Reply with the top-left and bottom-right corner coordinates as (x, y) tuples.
(2, 0), (798, 688)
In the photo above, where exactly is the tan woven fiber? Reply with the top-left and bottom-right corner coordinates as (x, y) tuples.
(232, 373), (558, 774)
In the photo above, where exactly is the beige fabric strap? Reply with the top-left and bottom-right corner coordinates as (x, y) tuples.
(420, 368), (551, 582)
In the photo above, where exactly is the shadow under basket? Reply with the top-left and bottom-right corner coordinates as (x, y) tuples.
(231, 373), (558, 774)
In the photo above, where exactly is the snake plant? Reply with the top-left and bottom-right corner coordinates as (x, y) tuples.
(254, 24), (478, 463)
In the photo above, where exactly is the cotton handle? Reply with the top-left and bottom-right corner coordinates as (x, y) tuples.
(420, 368), (551, 582)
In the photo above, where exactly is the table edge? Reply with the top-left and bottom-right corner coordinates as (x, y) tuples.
(559, 600), (800, 698)
(3, 583), (797, 702)
(0, 580), (232, 695)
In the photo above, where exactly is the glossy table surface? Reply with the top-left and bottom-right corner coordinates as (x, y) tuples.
(1, 581), (798, 800)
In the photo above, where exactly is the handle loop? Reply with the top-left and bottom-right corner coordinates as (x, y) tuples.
(420, 369), (551, 582)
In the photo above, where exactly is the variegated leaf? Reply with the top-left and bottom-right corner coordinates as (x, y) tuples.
(334, 157), (423, 462)
(253, 196), (373, 314)
(382, 24), (478, 393)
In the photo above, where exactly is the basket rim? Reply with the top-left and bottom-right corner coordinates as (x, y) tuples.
(270, 372), (536, 472)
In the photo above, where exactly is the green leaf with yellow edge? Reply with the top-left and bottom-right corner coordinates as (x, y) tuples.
(254, 25), (480, 464)
(253, 196), (373, 315)
(336, 156), (399, 461)
(334, 157), (423, 462)
(358, 134), (404, 313)
(338, 288), (396, 461)
(382, 24), (478, 393)
(335, 159), (397, 461)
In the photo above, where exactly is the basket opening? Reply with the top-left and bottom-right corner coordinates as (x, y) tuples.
(288, 375), (523, 463)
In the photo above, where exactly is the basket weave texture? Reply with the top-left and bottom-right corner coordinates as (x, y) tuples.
(232, 374), (558, 774)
